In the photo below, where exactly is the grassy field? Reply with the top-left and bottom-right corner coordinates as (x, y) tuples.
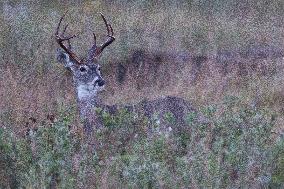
(1, 0), (284, 188)
(1, 0), (284, 120)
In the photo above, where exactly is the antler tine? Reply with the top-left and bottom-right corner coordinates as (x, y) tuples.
(92, 32), (97, 45)
(108, 24), (114, 36)
(100, 13), (115, 37)
(62, 24), (69, 35)
(55, 12), (82, 64)
(100, 13), (110, 35)
(67, 39), (72, 50)
(55, 17), (62, 36)
(87, 13), (115, 62)
(99, 13), (115, 49)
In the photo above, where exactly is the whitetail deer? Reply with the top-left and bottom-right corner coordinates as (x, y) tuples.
(55, 12), (115, 133)
(55, 13), (201, 136)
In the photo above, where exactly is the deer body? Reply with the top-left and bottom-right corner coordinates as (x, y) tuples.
(55, 13), (201, 135)
(53, 12), (204, 189)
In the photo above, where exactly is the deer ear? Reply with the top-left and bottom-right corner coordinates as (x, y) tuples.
(56, 49), (76, 69)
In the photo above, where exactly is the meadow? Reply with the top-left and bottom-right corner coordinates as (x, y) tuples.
(1, 0), (284, 188)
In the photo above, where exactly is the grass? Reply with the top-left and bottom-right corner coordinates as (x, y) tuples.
(1, 0), (284, 188)
(1, 0), (284, 120)
(1, 96), (284, 188)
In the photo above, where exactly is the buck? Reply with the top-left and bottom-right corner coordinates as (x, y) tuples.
(55, 12), (116, 133)
(55, 13), (201, 136)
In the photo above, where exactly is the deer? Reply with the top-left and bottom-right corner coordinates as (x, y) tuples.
(55, 12), (116, 133)
(55, 13), (207, 188)
(55, 12), (203, 138)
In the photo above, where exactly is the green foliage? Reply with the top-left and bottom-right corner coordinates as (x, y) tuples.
(93, 95), (282, 188)
(0, 108), (91, 188)
(270, 138), (284, 188)
(164, 112), (176, 125)
(1, 96), (284, 188)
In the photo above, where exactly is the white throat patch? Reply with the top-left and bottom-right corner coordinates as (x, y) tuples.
(76, 83), (104, 100)
(77, 84), (96, 100)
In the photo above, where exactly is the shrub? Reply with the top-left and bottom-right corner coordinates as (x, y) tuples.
(0, 96), (283, 188)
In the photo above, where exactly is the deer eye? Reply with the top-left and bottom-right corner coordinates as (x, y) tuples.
(79, 66), (87, 72)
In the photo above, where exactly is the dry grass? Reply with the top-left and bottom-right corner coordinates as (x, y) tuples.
(1, 0), (284, 132)
(1, 2), (284, 188)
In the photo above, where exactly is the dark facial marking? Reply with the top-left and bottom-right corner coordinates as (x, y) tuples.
(79, 66), (87, 72)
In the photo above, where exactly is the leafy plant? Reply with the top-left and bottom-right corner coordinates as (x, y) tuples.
(0, 96), (283, 188)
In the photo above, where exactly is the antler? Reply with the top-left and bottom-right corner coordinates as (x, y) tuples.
(87, 13), (115, 62)
(55, 12), (82, 64)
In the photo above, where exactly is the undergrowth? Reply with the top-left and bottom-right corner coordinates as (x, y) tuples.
(0, 96), (283, 188)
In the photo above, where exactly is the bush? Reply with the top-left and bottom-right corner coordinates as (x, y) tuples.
(0, 96), (283, 188)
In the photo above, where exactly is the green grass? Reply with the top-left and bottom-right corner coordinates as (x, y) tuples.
(1, 1), (284, 188)
(1, 96), (283, 188)
(1, 0), (284, 122)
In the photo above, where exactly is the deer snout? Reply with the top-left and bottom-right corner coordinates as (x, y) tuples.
(97, 79), (105, 87)
(94, 78), (105, 87)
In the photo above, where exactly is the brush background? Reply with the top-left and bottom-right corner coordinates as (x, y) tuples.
(2, 1), (284, 188)
(1, 0), (284, 135)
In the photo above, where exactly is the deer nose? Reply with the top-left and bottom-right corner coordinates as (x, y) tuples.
(97, 79), (105, 87)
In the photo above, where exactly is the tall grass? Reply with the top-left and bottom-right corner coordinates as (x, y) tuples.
(1, 1), (284, 187)
(1, 96), (283, 188)
(1, 0), (284, 125)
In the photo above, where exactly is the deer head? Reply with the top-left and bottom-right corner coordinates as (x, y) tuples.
(55, 12), (115, 100)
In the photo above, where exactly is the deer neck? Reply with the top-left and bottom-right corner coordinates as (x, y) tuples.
(75, 82), (101, 133)
(77, 96), (98, 117)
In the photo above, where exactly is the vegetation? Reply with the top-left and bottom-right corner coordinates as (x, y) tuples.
(1, 0), (284, 188)
(2, 0), (284, 121)
(1, 96), (283, 188)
